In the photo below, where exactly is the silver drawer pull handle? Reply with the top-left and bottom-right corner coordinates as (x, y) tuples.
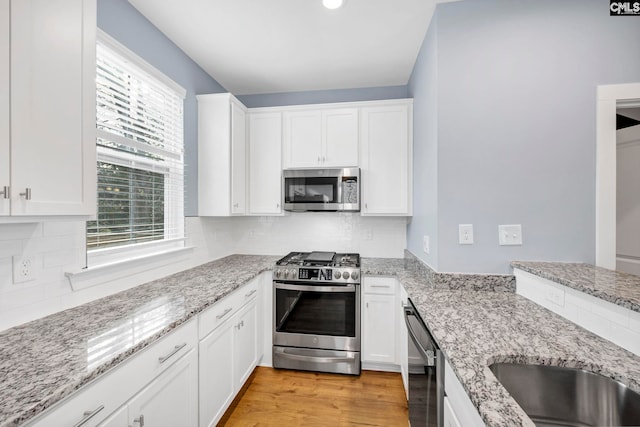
(19, 188), (31, 200)
(134, 414), (145, 426)
(1, 186), (9, 199)
(158, 343), (187, 364)
(370, 285), (390, 288)
(216, 307), (233, 320)
(72, 405), (104, 427)
(245, 289), (257, 298)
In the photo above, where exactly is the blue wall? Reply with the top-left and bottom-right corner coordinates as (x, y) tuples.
(407, 12), (439, 270)
(238, 85), (409, 108)
(97, 0), (227, 216)
(408, 0), (640, 273)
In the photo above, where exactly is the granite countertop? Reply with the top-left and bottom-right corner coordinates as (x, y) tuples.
(512, 261), (640, 313)
(0, 254), (278, 427)
(2, 254), (640, 427)
(399, 268), (640, 427)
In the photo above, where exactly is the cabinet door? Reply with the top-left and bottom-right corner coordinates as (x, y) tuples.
(360, 104), (412, 215)
(283, 110), (322, 168)
(199, 318), (235, 427)
(10, 0), (96, 216)
(362, 293), (397, 364)
(444, 396), (463, 427)
(234, 299), (258, 388)
(248, 112), (282, 215)
(323, 108), (358, 167)
(97, 405), (128, 427)
(0, 0), (8, 216)
(128, 349), (198, 427)
(231, 101), (246, 214)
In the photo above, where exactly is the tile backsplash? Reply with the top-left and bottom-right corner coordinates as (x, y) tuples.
(0, 213), (406, 331)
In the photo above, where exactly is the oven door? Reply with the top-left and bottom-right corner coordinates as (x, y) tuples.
(273, 282), (360, 352)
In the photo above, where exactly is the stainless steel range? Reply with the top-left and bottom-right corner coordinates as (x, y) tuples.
(273, 251), (361, 375)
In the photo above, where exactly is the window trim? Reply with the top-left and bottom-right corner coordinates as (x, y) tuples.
(88, 30), (187, 269)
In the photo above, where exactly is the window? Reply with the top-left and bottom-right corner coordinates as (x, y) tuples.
(88, 32), (186, 266)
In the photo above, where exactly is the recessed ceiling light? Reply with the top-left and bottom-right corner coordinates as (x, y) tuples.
(323, 0), (344, 10)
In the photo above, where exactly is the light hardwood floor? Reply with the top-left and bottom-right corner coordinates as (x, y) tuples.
(219, 367), (409, 426)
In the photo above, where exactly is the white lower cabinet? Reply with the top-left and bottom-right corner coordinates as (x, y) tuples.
(97, 404), (128, 427)
(361, 277), (398, 368)
(444, 396), (462, 427)
(98, 349), (199, 427)
(127, 349), (198, 427)
(25, 276), (266, 427)
(199, 295), (259, 427)
(444, 359), (486, 427)
(27, 320), (198, 427)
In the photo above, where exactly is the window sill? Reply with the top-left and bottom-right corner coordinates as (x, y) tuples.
(65, 246), (195, 291)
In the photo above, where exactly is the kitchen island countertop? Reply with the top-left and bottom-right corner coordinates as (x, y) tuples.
(1, 255), (639, 427)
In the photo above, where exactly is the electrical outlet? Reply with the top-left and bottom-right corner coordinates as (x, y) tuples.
(458, 224), (474, 245)
(13, 256), (37, 284)
(423, 235), (430, 254)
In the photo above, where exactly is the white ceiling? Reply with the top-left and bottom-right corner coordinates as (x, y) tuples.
(127, 0), (442, 95)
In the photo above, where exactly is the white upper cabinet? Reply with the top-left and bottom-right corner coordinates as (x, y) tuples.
(248, 111), (283, 215)
(2, 0), (96, 217)
(197, 93), (247, 216)
(283, 107), (358, 168)
(360, 101), (413, 216)
(283, 110), (321, 168)
(323, 108), (359, 167)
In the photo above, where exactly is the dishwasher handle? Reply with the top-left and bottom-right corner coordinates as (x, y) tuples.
(404, 303), (437, 366)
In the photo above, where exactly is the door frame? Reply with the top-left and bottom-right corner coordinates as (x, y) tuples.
(595, 83), (640, 269)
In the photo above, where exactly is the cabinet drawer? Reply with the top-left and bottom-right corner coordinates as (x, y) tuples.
(363, 277), (397, 295)
(198, 278), (260, 339)
(27, 319), (197, 427)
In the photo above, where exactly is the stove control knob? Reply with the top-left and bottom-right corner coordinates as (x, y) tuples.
(274, 269), (281, 279)
(290, 269), (297, 279)
(285, 269), (291, 279)
(334, 271), (341, 280)
(342, 271), (350, 280)
(351, 271), (359, 280)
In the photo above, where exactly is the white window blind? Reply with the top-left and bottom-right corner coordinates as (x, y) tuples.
(88, 34), (185, 261)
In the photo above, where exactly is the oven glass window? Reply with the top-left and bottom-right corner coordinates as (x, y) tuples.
(275, 288), (356, 337)
(284, 177), (338, 204)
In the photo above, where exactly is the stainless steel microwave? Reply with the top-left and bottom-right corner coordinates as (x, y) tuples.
(283, 167), (360, 212)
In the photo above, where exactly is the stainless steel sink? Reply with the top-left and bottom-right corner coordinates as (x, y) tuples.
(489, 363), (640, 427)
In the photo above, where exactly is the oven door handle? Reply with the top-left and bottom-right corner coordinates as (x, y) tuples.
(274, 282), (356, 293)
(274, 348), (357, 364)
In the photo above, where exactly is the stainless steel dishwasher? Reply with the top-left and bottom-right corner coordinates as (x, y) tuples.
(404, 298), (444, 427)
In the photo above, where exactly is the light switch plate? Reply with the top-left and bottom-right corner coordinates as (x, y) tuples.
(423, 235), (430, 254)
(458, 224), (474, 245)
(499, 224), (523, 245)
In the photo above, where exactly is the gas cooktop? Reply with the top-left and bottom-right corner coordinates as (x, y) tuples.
(276, 251), (360, 267)
(274, 252), (361, 283)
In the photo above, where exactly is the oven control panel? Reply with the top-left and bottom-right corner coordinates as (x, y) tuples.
(273, 266), (360, 283)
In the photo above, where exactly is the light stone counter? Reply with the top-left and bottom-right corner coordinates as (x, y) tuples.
(0, 254), (278, 427)
(364, 256), (640, 427)
(2, 254), (639, 427)
(512, 261), (640, 313)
